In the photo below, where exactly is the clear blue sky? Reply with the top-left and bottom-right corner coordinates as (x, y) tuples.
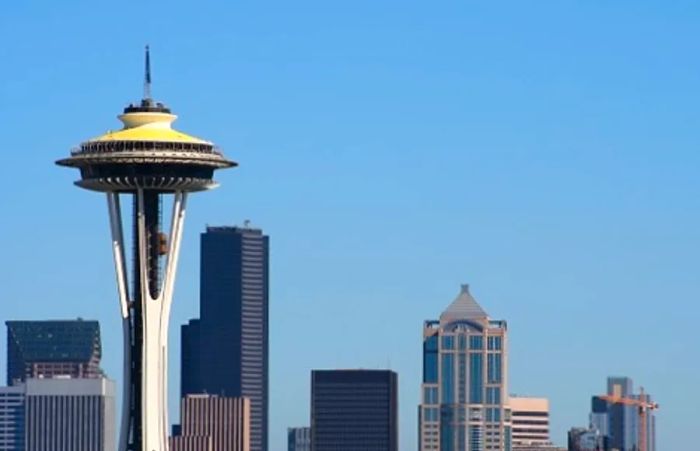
(1, 1), (699, 449)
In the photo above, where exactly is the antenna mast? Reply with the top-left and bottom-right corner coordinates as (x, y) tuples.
(144, 45), (152, 101)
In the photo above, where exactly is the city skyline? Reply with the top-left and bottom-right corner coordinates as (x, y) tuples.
(1, 1), (699, 450)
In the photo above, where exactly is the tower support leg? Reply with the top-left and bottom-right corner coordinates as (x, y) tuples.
(108, 190), (188, 451)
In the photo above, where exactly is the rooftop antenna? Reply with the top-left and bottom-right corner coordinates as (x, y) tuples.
(144, 45), (152, 101)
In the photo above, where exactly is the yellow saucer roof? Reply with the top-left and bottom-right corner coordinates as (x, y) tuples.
(88, 126), (210, 145)
(87, 111), (212, 145)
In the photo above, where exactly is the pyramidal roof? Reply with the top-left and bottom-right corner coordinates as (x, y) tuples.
(440, 284), (489, 322)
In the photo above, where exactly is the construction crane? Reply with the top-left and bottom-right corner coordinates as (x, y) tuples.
(597, 387), (659, 451)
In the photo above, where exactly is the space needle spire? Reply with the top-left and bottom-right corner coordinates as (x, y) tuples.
(57, 50), (236, 451)
(144, 45), (152, 101)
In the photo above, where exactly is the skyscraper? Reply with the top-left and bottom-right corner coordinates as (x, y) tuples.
(6, 320), (102, 384)
(311, 369), (398, 451)
(419, 284), (512, 451)
(170, 395), (250, 451)
(0, 385), (24, 451)
(182, 225), (269, 451)
(288, 427), (311, 451)
(24, 377), (116, 451)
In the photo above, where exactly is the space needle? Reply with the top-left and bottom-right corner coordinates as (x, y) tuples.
(57, 47), (236, 451)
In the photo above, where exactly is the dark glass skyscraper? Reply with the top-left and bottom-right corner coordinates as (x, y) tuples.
(311, 369), (398, 451)
(181, 226), (269, 451)
(6, 320), (103, 385)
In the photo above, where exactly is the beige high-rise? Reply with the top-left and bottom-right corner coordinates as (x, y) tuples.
(419, 284), (511, 451)
(170, 395), (250, 451)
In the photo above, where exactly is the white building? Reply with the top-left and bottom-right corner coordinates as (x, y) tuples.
(22, 377), (115, 451)
(509, 397), (550, 448)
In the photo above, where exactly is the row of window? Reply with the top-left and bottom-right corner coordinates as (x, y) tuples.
(424, 357), (503, 402)
(422, 406), (507, 425)
(439, 335), (503, 351)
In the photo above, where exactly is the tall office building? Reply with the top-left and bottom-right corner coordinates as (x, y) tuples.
(24, 377), (116, 451)
(419, 284), (512, 451)
(509, 397), (550, 448)
(0, 385), (24, 451)
(288, 427), (311, 451)
(311, 369), (398, 451)
(170, 395), (250, 451)
(6, 320), (102, 384)
(590, 377), (656, 451)
(182, 226), (269, 451)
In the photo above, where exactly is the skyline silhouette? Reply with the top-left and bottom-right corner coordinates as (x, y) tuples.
(1, 2), (698, 450)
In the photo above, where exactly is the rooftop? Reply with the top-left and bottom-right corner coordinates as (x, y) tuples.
(6, 319), (102, 363)
(440, 284), (490, 323)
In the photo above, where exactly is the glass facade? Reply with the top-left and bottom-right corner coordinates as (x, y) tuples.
(6, 320), (103, 384)
(487, 353), (502, 384)
(419, 285), (511, 451)
(469, 354), (483, 404)
(424, 336), (439, 384)
(441, 354), (455, 404)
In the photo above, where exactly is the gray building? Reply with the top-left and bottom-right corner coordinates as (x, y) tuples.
(567, 427), (606, 451)
(288, 427), (310, 451)
(590, 377), (656, 451)
(170, 394), (250, 451)
(0, 385), (24, 451)
(311, 369), (398, 451)
(419, 284), (512, 451)
(24, 377), (116, 451)
(182, 226), (269, 451)
(6, 320), (102, 384)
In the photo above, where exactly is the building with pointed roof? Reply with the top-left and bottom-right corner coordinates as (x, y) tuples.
(419, 284), (512, 451)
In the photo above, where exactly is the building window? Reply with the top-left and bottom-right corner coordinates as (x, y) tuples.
(469, 335), (484, 350)
(442, 335), (455, 350)
(424, 386), (438, 404)
(458, 354), (467, 403)
(441, 354), (454, 403)
(424, 335), (438, 383)
(487, 336), (502, 350)
(458, 335), (467, 350)
(424, 407), (439, 422)
(441, 408), (456, 451)
(487, 353), (502, 384)
(486, 408), (501, 422)
(470, 425), (483, 451)
(469, 353), (483, 403)
(486, 387), (500, 404)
